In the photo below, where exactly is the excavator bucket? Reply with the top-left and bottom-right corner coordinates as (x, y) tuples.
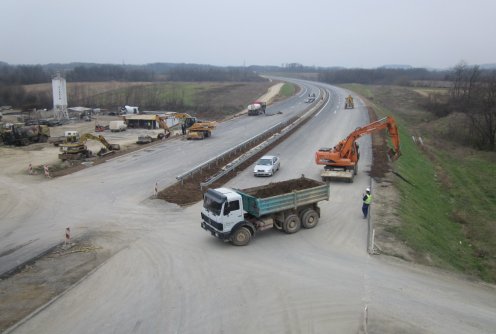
(387, 148), (401, 161)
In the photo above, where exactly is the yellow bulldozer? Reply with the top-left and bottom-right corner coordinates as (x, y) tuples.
(58, 131), (120, 161)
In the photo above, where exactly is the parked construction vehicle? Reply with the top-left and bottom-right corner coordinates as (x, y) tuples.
(344, 95), (354, 109)
(201, 176), (329, 246)
(58, 132), (120, 161)
(186, 120), (217, 139)
(247, 101), (267, 116)
(315, 116), (401, 182)
(1, 123), (49, 146)
(172, 112), (216, 140)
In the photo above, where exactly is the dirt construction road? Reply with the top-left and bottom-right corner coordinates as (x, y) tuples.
(1, 80), (495, 333)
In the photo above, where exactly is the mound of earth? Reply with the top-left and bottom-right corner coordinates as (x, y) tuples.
(240, 177), (324, 198)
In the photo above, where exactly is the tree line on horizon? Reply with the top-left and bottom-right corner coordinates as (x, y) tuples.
(0, 61), (493, 150)
(0, 62), (266, 85)
(0, 62), (266, 109)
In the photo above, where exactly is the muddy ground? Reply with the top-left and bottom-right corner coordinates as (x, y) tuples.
(366, 105), (416, 261)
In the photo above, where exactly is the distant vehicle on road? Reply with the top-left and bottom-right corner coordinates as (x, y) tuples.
(247, 101), (266, 116)
(253, 155), (280, 176)
(305, 93), (316, 103)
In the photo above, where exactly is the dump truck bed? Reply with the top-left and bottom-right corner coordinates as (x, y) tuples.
(235, 177), (329, 217)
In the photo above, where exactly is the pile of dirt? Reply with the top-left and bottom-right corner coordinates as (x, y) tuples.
(366, 106), (392, 179)
(157, 138), (272, 205)
(240, 177), (323, 198)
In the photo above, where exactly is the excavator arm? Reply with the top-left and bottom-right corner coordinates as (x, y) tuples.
(315, 116), (401, 182)
(335, 116), (400, 161)
(155, 116), (171, 138)
(80, 133), (120, 151)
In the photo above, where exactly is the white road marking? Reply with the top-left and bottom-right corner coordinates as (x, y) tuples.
(314, 90), (332, 117)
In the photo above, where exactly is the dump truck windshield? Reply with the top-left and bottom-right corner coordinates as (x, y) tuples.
(203, 195), (224, 216)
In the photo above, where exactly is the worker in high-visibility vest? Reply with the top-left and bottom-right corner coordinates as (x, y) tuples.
(362, 188), (372, 218)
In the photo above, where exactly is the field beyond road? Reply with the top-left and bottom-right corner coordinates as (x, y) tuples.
(345, 84), (496, 283)
(23, 81), (277, 120)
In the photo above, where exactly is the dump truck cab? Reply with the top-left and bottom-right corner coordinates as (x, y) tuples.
(202, 188), (244, 240)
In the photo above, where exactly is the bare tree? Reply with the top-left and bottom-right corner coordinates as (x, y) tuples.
(449, 64), (496, 150)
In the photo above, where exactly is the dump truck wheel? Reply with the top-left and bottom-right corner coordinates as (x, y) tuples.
(283, 214), (301, 234)
(231, 227), (251, 246)
(299, 209), (310, 222)
(302, 210), (319, 229)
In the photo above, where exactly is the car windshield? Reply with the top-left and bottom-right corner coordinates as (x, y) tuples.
(203, 195), (223, 216)
(257, 159), (272, 166)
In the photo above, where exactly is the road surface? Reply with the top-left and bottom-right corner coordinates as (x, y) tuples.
(1, 79), (495, 334)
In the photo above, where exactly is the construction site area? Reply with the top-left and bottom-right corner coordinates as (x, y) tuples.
(0, 82), (288, 331)
(1, 77), (495, 334)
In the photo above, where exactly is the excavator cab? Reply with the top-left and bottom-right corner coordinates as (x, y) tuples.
(184, 117), (197, 128)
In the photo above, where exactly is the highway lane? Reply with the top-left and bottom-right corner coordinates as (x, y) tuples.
(5, 80), (496, 334)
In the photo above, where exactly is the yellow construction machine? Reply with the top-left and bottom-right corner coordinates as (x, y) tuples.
(155, 115), (171, 139)
(173, 113), (217, 140)
(58, 132), (120, 161)
(344, 95), (354, 109)
(186, 120), (217, 139)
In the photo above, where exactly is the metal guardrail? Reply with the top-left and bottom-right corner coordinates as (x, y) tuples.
(175, 120), (293, 183)
(176, 88), (328, 188)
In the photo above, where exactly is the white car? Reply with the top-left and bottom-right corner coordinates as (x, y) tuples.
(253, 155), (280, 176)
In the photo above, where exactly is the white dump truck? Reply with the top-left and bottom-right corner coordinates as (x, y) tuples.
(201, 176), (329, 245)
(247, 101), (267, 116)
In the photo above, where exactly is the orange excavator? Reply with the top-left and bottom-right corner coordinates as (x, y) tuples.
(315, 116), (401, 182)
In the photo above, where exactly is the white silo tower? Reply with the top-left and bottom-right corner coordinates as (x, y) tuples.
(52, 72), (68, 120)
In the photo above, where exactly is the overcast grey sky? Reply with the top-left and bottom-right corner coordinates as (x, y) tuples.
(1, 0), (495, 68)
